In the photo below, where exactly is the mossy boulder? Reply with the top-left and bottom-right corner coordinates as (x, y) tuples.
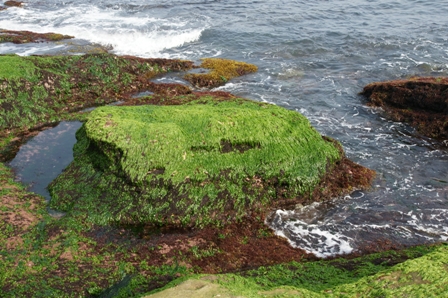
(360, 77), (448, 140)
(48, 97), (342, 228)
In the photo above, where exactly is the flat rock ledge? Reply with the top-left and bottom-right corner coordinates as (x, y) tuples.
(360, 77), (448, 140)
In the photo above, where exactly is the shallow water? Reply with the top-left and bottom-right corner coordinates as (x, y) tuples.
(2, 0), (448, 257)
(8, 122), (82, 201)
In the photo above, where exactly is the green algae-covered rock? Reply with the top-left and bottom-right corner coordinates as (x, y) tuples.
(49, 97), (341, 227)
(184, 58), (258, 88)
(0, 29), (74, 44)
(0, 53), (193, 132)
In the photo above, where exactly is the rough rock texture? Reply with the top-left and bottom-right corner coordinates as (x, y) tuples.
(144, 277), (237, 298)
(360, 77), (448, 140)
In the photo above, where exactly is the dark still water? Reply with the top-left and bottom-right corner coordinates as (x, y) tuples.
(7, 122), (82, 201)
(1, 0), (447, 257)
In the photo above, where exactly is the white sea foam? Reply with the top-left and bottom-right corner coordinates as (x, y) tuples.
(270, 210), (354, 258)
(0, 4), (209, 57)
(268, 187), (448, 258)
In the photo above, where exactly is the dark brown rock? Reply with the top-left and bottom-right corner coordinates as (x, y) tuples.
(4, 1), (23, 7)
(360, 77), (448, 140)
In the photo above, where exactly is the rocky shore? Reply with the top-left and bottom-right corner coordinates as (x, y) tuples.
(0, 29), (447, 297)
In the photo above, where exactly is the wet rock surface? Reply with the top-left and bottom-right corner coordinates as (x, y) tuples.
(361, 77), (448, 140)
(0, 29), (74, 44)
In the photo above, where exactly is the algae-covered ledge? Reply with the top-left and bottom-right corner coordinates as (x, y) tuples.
(0, 51), (383, 297)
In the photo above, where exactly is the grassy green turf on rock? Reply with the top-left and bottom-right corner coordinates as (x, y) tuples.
(0, 53), (193, 133)
(49, 97), (341, 227)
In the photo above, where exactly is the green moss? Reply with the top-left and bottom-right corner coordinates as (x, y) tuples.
(332, 244), (448, 297)
(144, 244), (447, 297)
(49, 97), (340, 227)
(0, 54), (39, 80)
(0, 53), (193, 132)
(184, 58), (258, 88)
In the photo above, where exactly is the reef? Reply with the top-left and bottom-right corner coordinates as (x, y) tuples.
(145, 242), (448, 297)
(0, 29), (74, 44)
(361, 77), (448, 140)
(0, 51), (381, 297)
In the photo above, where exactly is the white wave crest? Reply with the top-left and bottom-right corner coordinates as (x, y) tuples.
(0, 4), (208, 57)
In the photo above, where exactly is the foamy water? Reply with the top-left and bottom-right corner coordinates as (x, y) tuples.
(0, 3), (209, 57)
(2, 0), (448, 257)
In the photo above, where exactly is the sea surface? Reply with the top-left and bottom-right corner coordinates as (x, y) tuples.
(2, 0), (448, 257)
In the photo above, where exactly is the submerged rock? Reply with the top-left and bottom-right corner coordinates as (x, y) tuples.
(48, 97), (345, 228)
(361, 77), (448, 140)
(0, 29), (73, 44)
(184, 58), (258, 88)
(0, 29), (74, 44)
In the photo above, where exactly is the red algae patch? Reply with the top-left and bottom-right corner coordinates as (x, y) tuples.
(361, 77), (448, 140)
(0, 29), (74, 44)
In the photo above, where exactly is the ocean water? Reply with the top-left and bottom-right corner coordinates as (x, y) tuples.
(2, 0), (448, 257)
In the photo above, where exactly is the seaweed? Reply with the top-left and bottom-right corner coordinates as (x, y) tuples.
(184, 58), (257, 88)
(48, 97), (342, 228)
